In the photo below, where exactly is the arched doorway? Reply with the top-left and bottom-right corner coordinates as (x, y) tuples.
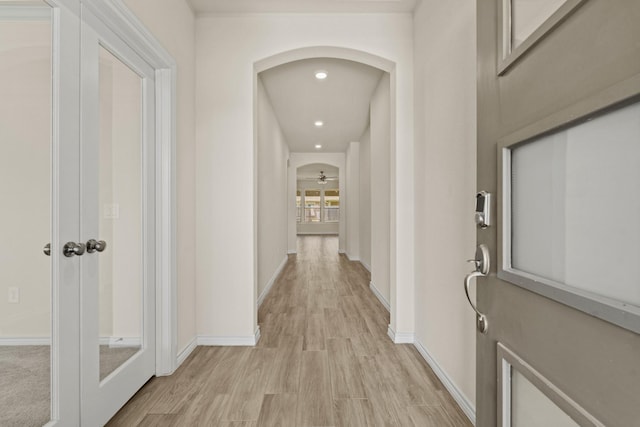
(254, 46), (409, 343)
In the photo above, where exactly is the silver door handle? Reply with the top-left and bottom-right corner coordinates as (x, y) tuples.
(63, 242), (86, 257)
(44, 243), (51, 256)
(86, 239), (107, 253)
(464, 271), (488, 334)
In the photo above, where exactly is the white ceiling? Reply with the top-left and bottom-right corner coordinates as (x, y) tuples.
(297, 163), (339, 180)
(187, 0), (418, 14)
(260, 58), (383, 153)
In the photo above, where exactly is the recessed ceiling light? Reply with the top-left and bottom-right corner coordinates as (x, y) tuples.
(314, 120), (324, 127)
(315, 70), (328, 80)
(315, 144), (322, 149)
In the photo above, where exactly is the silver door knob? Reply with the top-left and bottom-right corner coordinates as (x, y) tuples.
(86, 239), (107, 253)
(44, 243), (51, 256)
(63, 242), (86, 257)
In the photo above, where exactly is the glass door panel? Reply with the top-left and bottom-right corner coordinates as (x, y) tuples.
(324, 189), (339, 222)
(81, 7), (156, 425)
(305, 189), (321, 222)
(97, 45), (143, 381)
(0, 3), (52, 425)
(509, 101), (640, 314)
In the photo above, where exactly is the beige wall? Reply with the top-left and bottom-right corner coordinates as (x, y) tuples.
(345, 141), (360, 259)
(97, 49), (146, 341)
(123, 0), (196, 353)
(1, 0), (197, 353)
(370, 74), (391, 306)
(359, 127), (372, 271)
(413, 0), (477, 413)
(0, 19), (51, 338)
(256, 78), (289, 300)
(196, 13), (414, 340)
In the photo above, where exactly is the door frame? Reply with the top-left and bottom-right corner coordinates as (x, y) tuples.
(80, 0), (178, 378)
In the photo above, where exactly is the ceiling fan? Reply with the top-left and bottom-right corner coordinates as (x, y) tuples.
(316, 171), (336, 185)
(300, 170), (338, 185)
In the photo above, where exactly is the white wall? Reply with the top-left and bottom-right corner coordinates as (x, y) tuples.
(289, 153), (345, 251)
(124, 0), (197, 353)
(359, 127), (372, 271)
(370, 74), (391, 307)
(196, 13), (414, 340)
(257, 78), (289, 300)
(413, 0), (477, 415)
(345, 142), (360, 260)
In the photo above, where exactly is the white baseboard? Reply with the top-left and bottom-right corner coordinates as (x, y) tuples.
(387, 325), (415, 344)
(369, 281), (390, 312)
(176, 337), (197, 368)
(198, 327), (260, 346)
(414, 339), (476, 425)
(345, 253), (360, 262)
(287, 250), (297, 254)
(0, 337), (50, 345)
(257, 255), (288, 307)
(360, 261), (371, 272)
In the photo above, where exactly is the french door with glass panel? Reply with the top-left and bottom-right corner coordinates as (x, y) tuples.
(80, 5), (156, 426)
(0, 1), (156, 425)
(474, 1), (640, 426)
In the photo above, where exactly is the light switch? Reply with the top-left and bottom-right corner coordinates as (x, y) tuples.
(104, 203), (120, 219)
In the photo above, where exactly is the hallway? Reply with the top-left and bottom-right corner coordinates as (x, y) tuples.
(107, 236), (471, 426)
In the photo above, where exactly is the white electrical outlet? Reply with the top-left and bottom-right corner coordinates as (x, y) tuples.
(8, 287), (19, 304)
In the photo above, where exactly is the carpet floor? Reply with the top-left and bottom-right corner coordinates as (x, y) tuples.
(0, 345), (138, 427)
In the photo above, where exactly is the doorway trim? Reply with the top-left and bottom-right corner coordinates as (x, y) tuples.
(252, 46), (410, 342)
(82, 0), (177, 376)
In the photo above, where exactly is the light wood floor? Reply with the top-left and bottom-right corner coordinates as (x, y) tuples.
(107, 236), (472, 426)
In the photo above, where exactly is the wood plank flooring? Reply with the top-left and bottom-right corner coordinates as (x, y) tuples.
(107, 236), (472, 426)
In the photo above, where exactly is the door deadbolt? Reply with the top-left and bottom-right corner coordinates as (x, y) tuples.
(467, 244), (490, 274)
(475, 191), (491, 228)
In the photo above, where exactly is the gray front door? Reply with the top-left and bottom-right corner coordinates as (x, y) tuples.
(476, 1), (640, 426)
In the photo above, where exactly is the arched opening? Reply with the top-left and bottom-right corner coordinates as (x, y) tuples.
(254, 46), (399, 340)
(295, 163), (341, 239)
